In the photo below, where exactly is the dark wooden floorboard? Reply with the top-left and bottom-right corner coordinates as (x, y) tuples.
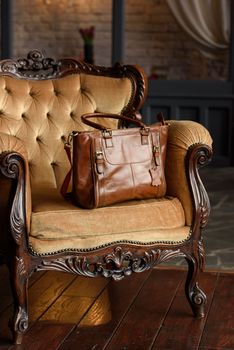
(0, 268), (47, 349)
(0, 267), (45, 314)
(9, 277), (109, 350)
(0, 271), (76, 348)
(199, 273), (234, 350)
(0, 266), (12, 314)
(58, 270), (151, 350)
(151, 271), (218, 350)
(0, 267), (234, 350)
(105, 269), (185, 350)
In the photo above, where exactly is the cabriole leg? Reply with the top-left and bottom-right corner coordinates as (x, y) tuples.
(185, 256), (207, 318)
(8, 257), (29, 345)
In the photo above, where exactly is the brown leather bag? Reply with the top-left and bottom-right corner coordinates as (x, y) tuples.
(61, 113), (169, 209)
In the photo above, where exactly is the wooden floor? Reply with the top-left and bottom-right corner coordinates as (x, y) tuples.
(0, 266), (234, 350)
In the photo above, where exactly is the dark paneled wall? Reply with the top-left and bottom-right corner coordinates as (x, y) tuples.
(142, 80), (233, 166)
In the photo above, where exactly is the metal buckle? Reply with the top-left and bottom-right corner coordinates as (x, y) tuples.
(103, 129), (112, 138)
(140, 127), (150, 136)
(96, 150), (103, 157)
(65, 131), (78, 147)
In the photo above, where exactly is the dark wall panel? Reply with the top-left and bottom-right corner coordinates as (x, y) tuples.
(179, 107), (199, 122)
(142, 80), (233, 166)
(208, 108), (229, 158)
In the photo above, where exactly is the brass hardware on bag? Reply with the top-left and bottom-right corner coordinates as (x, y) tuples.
(103, 129), (113, 148)
(140, 127), (149, 145)
(103, 129), (112, 138)
(96, 150), (103, 157)
(65, 131), (78, 148)
(95, 150), (104, 174)
(140, 127), (150, 136)
(152, 132), (161, 166)
(153, 145), (160, 153)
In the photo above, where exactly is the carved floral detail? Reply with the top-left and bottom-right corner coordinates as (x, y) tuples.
(37, 246), (186, 281)
(13, 306), (28, 333)
(16, 257), (26, 276)
(0, 152), (26, 245)
(0, 50), (146, 117)
(198, 239), (205, 271)
(0, 50), (57, 78)
(37, 256), (96, 277)
(188, 145), (212, 233)
(191, 282), (206, 306)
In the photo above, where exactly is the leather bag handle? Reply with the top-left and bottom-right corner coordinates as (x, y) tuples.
(81, 113), (147, 130)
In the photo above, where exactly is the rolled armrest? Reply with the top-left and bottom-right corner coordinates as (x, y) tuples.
(165, 120), (212, 226)
(0, 132), (31, 232)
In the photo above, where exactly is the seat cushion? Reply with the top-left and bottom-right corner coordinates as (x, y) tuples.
(29, 188), (191, 254)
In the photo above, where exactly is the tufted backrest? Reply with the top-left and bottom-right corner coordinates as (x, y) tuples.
(0, 51), (147, 191)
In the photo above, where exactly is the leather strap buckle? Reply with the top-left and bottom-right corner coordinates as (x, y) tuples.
(140, 127), (149, 145)
(95, 150), (104, 174)
(103, 129), (113, 148)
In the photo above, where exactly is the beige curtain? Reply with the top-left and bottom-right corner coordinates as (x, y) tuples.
(167, 0), (230, 53)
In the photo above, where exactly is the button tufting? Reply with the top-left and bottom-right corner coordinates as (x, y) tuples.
(70, 111), (75, 118)
(22, 113), (26, 118)
(36, 136), (41, 142)
(5, 87), (11, 94)
(29, 91), (35, 97)
(54, 90), (59, 96)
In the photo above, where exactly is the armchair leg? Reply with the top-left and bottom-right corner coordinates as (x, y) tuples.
(185, 256), (207, 318)
(8, 257), (29, 345)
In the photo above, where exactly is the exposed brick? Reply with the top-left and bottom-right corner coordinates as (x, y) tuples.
(3, 0), (226, 80)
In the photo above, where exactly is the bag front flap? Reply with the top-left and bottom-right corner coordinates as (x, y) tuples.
(92, 128), (158, 165)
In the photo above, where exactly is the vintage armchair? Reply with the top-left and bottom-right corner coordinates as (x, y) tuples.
(0, 50), (212, 344)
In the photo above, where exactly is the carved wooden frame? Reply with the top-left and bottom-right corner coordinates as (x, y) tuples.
(0, 50), (212, 345)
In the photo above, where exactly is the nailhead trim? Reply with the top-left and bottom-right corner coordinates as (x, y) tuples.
(28, 228), (193, 257)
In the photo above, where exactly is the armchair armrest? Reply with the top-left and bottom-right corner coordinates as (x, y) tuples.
(0, 132), (31, 237)
(165, 120), (212, 226)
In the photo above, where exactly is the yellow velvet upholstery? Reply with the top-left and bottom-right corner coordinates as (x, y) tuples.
(0, 70), (212, 255)
(0, 132), (32, 230)
(165, 120), (213, 225)
(29, 187), (190, 254)
(0, 74), (131, 190)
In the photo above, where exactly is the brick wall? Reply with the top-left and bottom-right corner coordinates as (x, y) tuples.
(11, 0), (228, 80)
(12, 0), (112, 67)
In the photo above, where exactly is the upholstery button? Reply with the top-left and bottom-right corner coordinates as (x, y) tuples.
(5, 87), (11, 94)
(29, 91), (35, 97)
(70, 111), (75, 118)
(47, 112), (50, 118)
(61, 135), (66, 142)
(54, 90), (59, 96)
(36, 136), (41, 142)
(22, 113), (26, 118)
